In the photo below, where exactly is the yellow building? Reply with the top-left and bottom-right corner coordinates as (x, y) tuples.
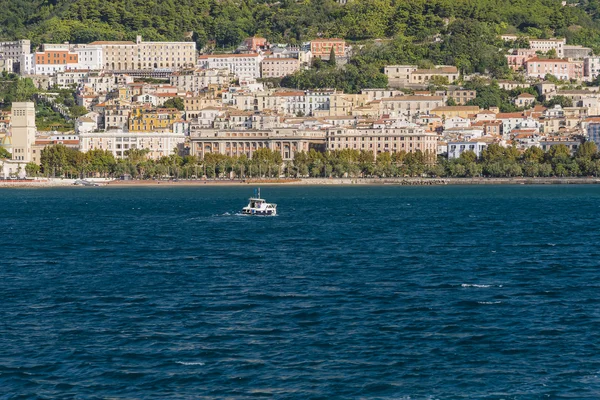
(327, 93), (369, 116)
(431, 106), (480, 119)
(129, 107), (181, 132)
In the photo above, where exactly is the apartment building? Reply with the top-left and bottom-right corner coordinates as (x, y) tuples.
(198, 53), (262, 78)
(506, 49), (538, 71)
(529, 38), (566, 58)
(82, 72), (135, 94)
(29, 50), (79, 75)
(525, 57), (583, 81)
(385, 65), (459, 88)
(310, 39), (346, 59)
(184, 97), (222, 119)
(261, 58), (300, 78)
(410, 66), (459, 86)
(170, 68), (234, 94)
(91, 35), (195, 72)
(447, 140), (489, 159)
(0, 40), (30, 73)
(384, 65), (418, 88)
(380, 96), (444, 116)
(435, 89), (477, 105)
(431, 106), (480, 119)
(128, 107), (181, 132)
(79, 130), (185, 159)
(326, 126), (438, 159)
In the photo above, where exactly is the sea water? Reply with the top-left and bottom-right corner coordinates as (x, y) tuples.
(1, 185), (600, 398)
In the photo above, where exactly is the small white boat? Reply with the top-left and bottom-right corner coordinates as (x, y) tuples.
(242, 188), (277, 216)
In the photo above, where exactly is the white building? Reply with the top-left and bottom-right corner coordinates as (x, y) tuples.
(83, 73), (134, 94)
(73, 46), (104, 70)
(75, 112), (101, 134)
(197, 53), (263, 79)
(584, 57), (600, 81)
(447, 140), (488, 159)
(79, 130), (185, 159)
(0, 40), (30, 73)
(529, 38), (566, 58)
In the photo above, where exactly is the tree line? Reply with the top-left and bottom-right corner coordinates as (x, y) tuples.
(16, 141), (600, 180)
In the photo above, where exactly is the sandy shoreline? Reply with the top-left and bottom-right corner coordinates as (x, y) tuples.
(3, 177), (600, 188)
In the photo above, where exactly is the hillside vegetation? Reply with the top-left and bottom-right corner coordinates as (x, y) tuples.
(3, 0), (600, 91)
(2, 0), (600, 49)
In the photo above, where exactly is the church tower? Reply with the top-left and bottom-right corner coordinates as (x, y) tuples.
(10, 102), (36, 162)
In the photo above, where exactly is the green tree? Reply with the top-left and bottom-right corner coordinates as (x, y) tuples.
(576, 141), (598, 160)
(328, 47), (336, 67)
(25, 162), (40, 177)
(0, 147), (11, 159)
(163, 97), (185, 111)
(544, 96), (573, 108)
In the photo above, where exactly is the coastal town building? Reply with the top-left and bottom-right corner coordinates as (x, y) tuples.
(587, 122), (600, 148)
(384, 65), (459, 88)
(326, 126), (438, 160)
(90, 36), (195, 73)
(79, 130), (185, 159)
(261, 58), (300, 78)
(243, 37), (268, 52)
(514, 93), (536, 108)
(384, 65), (417, 88)
(437, 89), (477, 105)
(170, 68), (234, 94)
(128, 108), (181, 132)
(380, 96), (444, 117)
(198, 53), (262, 79)
(431, 106), (480, 119)
(410, 66), (459, 86)
(310, 39), (346, 59)
(189, 128), (326, 160)
(525, 58), (583, 81)
(447, 140), (489, 159)
(529, 38), (566, 58)
(10, 102), (36, 162)
(506, 49), (538, 71)
(0, 40), (30, 73)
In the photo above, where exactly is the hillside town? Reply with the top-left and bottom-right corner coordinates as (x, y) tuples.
(2, 33), (600, 178)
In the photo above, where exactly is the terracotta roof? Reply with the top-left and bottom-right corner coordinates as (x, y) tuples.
(274, 91), (305, 97)
(526, 57), (569, 63)
(311, 38), (345, 43)
(496, 113), (525, 119)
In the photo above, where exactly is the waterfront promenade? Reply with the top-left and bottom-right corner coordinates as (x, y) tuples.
(3, 177), (600, 188)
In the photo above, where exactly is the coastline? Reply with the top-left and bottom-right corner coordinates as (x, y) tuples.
(3, 177), (600, 188)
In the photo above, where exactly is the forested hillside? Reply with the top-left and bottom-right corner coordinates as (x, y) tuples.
(3, 0), (600, 49)
(4, 0), (600, 90)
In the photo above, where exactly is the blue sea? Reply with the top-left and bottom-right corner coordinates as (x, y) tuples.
(2, 185), (600, 399)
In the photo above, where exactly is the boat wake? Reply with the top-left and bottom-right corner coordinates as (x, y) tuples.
(176, 361), (205, 366)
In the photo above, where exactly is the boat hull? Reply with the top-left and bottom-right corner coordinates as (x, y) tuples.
(242, 209), (277, 216)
